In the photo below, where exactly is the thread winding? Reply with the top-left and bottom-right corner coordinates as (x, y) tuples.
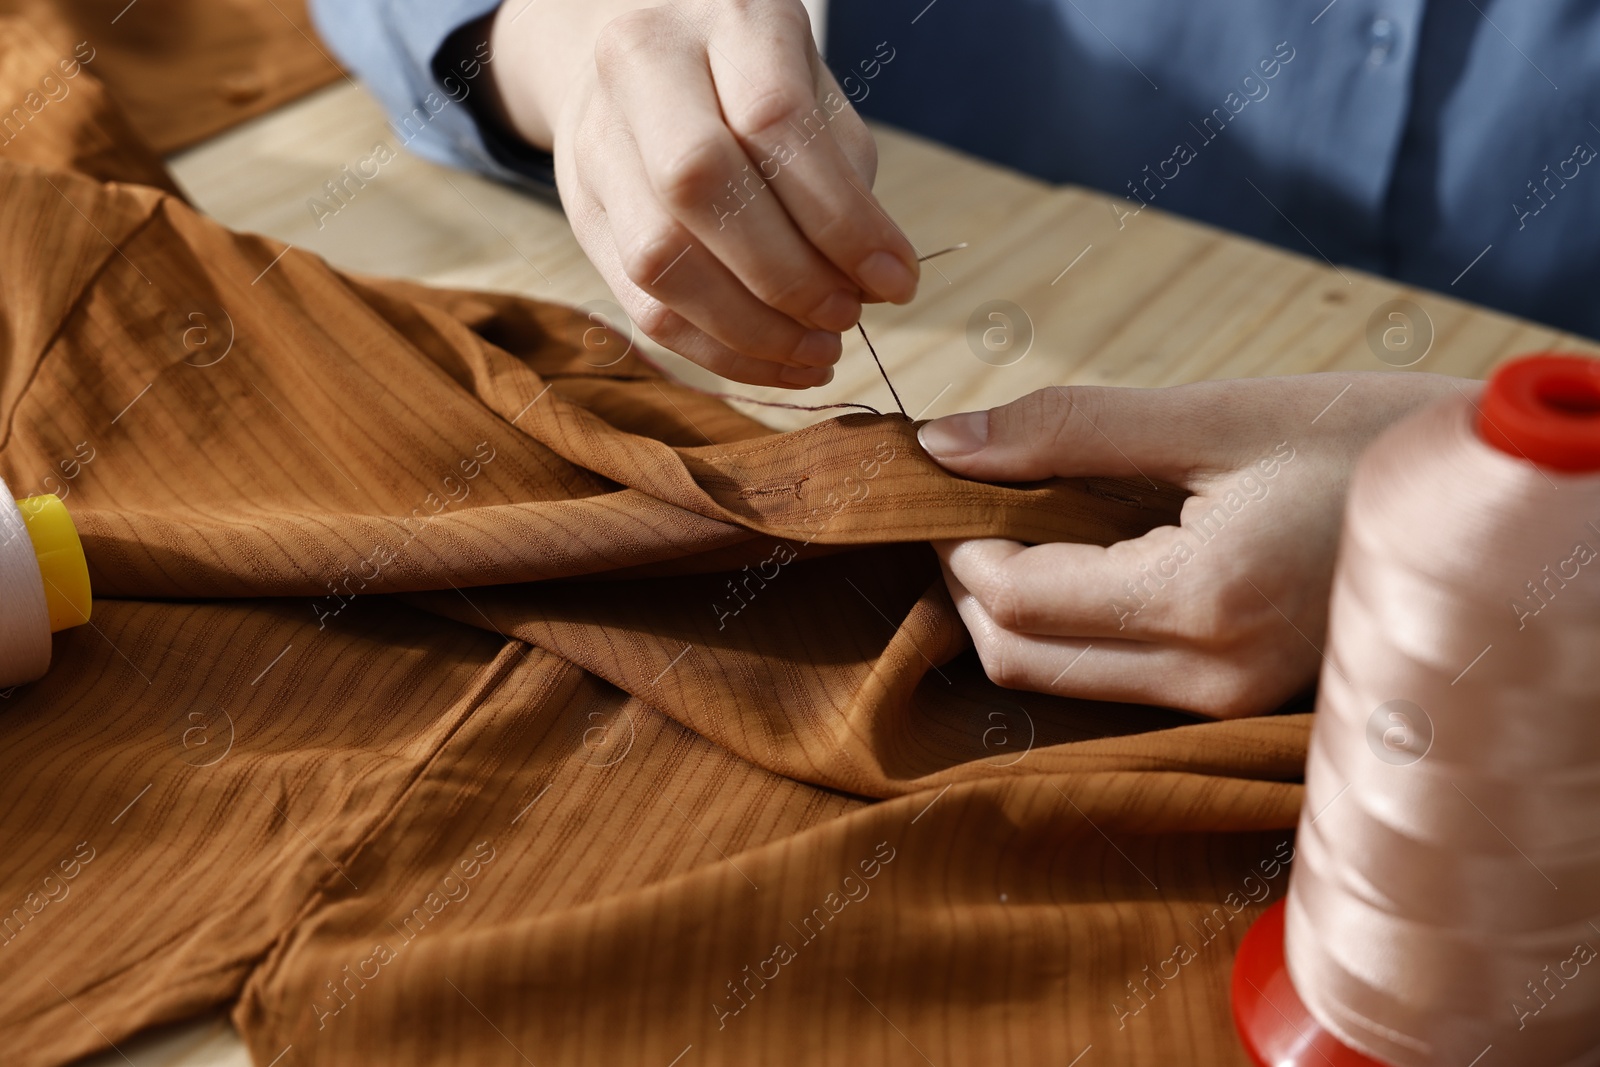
(1285, 394), (1600, 1066)
(0, 476), (53, 688)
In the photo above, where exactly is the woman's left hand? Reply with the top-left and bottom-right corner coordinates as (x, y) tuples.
(918, 373), (1466, 718)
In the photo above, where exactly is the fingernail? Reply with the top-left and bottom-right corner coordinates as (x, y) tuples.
(918, 411), (988, 458)
(856, 250), (918, 304)
(810, 290), (862, 333)
(791, 330), (843, 367)
(779, 363), (834, 388)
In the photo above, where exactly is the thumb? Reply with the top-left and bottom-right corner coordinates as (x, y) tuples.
(917, 383), (1224, 483)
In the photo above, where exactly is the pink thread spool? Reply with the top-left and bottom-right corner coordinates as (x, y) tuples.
(1233, 354), (1600, 1066)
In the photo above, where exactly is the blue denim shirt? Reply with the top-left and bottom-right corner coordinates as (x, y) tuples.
(311, 0), (1600, 339)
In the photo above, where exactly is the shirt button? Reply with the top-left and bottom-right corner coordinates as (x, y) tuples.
(220, 70), (266, 106)
(1366, 16), (1398, 65)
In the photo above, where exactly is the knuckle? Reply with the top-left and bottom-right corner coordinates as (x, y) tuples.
(1177, 567), (1271, 649)
(720, 1), (813, 46)
(981, 567), (1028, 632)
(626, 295), (680, 342)
(808, 210), (867, 253)
(594, 10), (662, 76)
(1191, 572), (1272, 647)
(1039, 385), (1097, 451)
(744, 324), (804, 364)
(770, 2), (815, 33)
(617, 227), (691, 291)
(989, 387), (1081, 455)
(972, 634), (1019, 691)
(1190, 666), (1267, 719)
(653, 139), (733, 210)
(1165, 587), (1224, 645)
(838, 119), (878, 181)
(726, 86), (815, 141)
(748, 270), (816, 315)
(992, 654), (1033, 693)
(566, 197), (604, 240)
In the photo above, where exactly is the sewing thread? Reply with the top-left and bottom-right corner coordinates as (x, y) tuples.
(1284, 386), (1600, 1066)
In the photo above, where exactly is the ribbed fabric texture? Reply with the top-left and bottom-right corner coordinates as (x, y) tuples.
(0, 19), (1308, 1066)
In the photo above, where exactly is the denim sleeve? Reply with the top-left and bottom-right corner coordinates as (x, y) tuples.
(308, 0), (558, 195)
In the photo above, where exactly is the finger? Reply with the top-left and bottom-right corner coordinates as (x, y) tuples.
(935, 526), (1200, 641)
(566, 179), (833, 389)
(917, 381), (1285, 485)
(583, 117), (844, 373)
(626, 297), (836, 389)
(706, 6), (921, 305)
(814, 64), (877, 184)
(941, 565), (1270, 718)
(598, 10), (865, 335)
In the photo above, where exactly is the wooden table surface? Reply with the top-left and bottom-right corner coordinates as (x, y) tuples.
(70, 81), (1596, 1067)
(168, 84), (1597, 431)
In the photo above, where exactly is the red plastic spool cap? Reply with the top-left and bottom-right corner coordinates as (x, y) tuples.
(1232, 900), (1394, 1066)
(1478, 353), (1600, 472)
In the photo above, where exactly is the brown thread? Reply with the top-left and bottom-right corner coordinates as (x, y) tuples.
(619, 343), (895, 419)
(712, 390), (886, 417)
(738, 475), (809, 499)
(1081, 481), (1144, 508)
(848, 243), (966, 418)
(857, 323), (907, 418)
(583, 242), (965, 421)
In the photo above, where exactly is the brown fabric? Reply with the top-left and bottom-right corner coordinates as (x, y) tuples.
(0, 0), (341, 154)
(0, 28), (1311, 1067)
(0, 17), (182, 195)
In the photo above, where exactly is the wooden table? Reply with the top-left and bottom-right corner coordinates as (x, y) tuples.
(69, 81), (1596, 1067)
(166, 84), (1596, 430)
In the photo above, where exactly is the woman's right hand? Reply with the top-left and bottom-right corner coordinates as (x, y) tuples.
(488, 0), (920, 387)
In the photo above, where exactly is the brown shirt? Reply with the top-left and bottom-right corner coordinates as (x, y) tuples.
(0, 13), (1307, 1066)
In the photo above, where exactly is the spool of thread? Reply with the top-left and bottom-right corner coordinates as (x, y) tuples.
(0, 475), (92, 688)
(1233, 353), (1600, 1066)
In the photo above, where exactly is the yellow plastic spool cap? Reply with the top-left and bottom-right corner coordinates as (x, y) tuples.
(16, 494), (91, 632)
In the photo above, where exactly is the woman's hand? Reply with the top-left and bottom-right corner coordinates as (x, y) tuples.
(918, 373), (1468, 718)
(488, 0), (919, 387)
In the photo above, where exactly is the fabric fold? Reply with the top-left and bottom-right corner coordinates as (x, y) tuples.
(0, 21), (1306, 1067)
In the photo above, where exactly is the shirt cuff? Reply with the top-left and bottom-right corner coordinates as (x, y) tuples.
(310, 0), (559, 199)
(433, 14), (559, 197)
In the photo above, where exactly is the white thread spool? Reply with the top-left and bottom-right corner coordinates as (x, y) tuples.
(0, 475), (54, 687)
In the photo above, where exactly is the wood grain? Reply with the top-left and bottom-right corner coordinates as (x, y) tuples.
(168, 84), (1599, 438)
